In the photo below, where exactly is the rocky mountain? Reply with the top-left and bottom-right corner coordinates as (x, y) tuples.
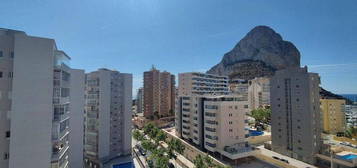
(207, 25), (300, 80)
(207, 25), (350, 103)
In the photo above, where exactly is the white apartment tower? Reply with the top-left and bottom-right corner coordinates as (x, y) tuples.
(84, 69), (132, 168)
(176, 72), (229, 146)
(203, 96), (252, 160)
(176, 72), (252, 160)
(0, 28), (72, 168)
(270, 66), (321, 164)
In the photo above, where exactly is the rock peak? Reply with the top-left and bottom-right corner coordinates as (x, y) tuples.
(207, 25), (300, 79)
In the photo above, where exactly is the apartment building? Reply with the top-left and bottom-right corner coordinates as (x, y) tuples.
(136, 87), (144, 114)
(176, 72), (253, 160)
(248, 77), (270, 110)
(69, 69), (85, 168)
(84, 69), (132, 168)
(320, 99), (346, 134)
(345, 104), (357, 127)
(176, 72), (229, 142)
(0, 29), (74, 168)
(203, 96), (252, 160)
(178, 72), (229, 96)
(229, 78), (248, 101)
(143, 67), (175, 119)
(271, 66), (321, 164)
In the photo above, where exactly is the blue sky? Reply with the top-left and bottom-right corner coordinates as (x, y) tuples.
(1, 0), (357, 95)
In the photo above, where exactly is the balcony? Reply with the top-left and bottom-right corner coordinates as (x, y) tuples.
(52, 141), (69, 161)
(54, 111), (70, 122)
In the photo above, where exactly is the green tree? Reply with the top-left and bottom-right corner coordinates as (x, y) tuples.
(141, 139), (155, 152)
(156, 155), (170, 168)
(133, 129), (144, 141)
(155, 130), (167, 144)
(194, 155), (207, 168)
(204, 155), (214, 167)
(143, 123), (155, 135)
(251, 108), (271, 124)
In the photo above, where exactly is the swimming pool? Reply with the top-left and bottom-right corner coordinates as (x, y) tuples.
(112, 162), (134, 168)
(249, 130), (264, 136)
(339, 154), (357, 160)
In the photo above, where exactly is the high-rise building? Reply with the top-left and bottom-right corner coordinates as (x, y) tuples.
(84, 69), (132, 168)
(345, 104), (357, 127)
(176, 72), (229, 141)
(69, 69), (85, 168)
(143, 67), (175, 119)
(136, 87), (144, 114)
(248, 77), (270, 110)
(270, 66), (321, 164)
(0, 28), (72, 168)
(176, 72), (252, 160)
(320, 99), (346, 134)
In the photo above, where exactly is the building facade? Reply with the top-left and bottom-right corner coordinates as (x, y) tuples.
(203, 96), (252, 160)
(143, 67), (175, 119)
(0, 28), (72, 168)
(248, 77), (270, 110)
(69, 69), (85, 168)
(176, 72), (253, 160)
(84, 69), (132, 168)
(136, 87), (143, 114)
(320, 99), (346, 134)
(176, 72), (229, 143)
(229, 78), (248, 101)
(271, 67), (321, 164)
(345, 104), (357, 128)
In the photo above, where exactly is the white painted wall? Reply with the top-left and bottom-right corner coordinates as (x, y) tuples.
(121, 73), (133, 155)
(9, 34), (55, 168)
(98, 70), (111, 159)
(69, 69), (85, 168)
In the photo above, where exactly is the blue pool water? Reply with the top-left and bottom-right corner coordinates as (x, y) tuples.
(249, 130), (264, 136)
(340, 154), (357, 160)
(113, 162), (134, 168)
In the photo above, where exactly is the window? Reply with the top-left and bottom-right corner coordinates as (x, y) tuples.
(5, 131), (10, 138)
(229, 129), (232, 132)
(0, 72), (3, 78)
(0, 51), (3, 57)
(4, 153), (9, 160)
(10, 52), (14, 58)
(8, 72), (13, 78)
(229, 121), (232, 124)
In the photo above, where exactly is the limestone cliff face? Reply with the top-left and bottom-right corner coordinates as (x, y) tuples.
(207, 26), (300, 79)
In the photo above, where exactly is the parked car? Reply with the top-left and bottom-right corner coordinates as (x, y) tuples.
(272, 156), (280, 160)
(168, 163), (175, 168)
(280, 158), (289, 164)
